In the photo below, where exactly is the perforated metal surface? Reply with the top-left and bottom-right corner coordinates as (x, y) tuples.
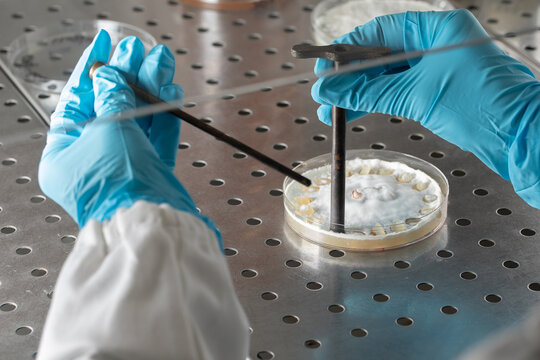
(0, 1), (539, 359)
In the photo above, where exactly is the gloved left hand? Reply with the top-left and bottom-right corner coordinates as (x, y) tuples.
(39, 30), (220, 242)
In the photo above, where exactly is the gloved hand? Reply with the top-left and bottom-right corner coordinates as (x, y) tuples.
(38, 30), (220, 243)
(312, 9), (540, 208)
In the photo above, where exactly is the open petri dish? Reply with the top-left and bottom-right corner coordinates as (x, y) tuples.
(6, 20), (157, 94)
(283, 150), (449, 251)
(312, 0), (454, 44)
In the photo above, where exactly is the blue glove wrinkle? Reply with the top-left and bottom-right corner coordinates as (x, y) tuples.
(52, 30), (111, 133)
(371, 12), (405, 51)
(508, 95), (540, 203)
(149, 84), (183, 170)
(109, 36), (145, 84)
(133, 45), (176, 136)
(108, 36), (148, 135)
(315, 63), (403, 116)
(93, 66), (136, 118)
(137, 45), (175, 96)
(402, 11), (422, 69)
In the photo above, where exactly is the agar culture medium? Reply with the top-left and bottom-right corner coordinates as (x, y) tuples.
(284, 150), (449, 251)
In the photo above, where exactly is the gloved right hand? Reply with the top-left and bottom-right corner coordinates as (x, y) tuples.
(312, 9), (540, 208)
(39, 30), (221, 244)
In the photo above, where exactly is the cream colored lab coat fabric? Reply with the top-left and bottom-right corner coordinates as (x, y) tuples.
(37, 201), (249, 360)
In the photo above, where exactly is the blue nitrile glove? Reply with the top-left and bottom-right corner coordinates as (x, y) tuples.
(38, 30), (221, 244)
(312, 9), (540, 208)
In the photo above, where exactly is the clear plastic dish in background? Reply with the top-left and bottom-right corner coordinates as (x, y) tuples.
(283, 150), (449, 251)
(6, 20), (157, 94)
(312, 0), (454, 45)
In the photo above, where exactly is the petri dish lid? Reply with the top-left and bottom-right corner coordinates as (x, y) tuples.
(312, 0), (455, 45)
(6, 20), (157, 94)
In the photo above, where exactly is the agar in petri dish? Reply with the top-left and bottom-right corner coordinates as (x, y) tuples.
(6, 20), (157, 94)
(283, 150), (448, 251)
(312, 0), (454, 45)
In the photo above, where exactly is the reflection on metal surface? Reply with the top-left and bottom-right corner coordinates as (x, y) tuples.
(0, 0), (539, 359)
(40, 25), (540, 130)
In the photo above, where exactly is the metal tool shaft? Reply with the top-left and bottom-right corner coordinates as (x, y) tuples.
(89, 62), (311, 187)
(291, 43), (391, 233)
(330, 62), (346, 233)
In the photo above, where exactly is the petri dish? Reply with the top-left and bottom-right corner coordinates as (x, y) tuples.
(6, 20), (157, 94)
(283, 150), (448, 251)
(312, 0), (454, 44)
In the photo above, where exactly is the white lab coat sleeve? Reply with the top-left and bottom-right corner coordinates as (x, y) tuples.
(37, 201), (250, 360)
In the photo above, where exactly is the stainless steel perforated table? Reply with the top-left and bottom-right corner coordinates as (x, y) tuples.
(0, 0), (539, 359)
